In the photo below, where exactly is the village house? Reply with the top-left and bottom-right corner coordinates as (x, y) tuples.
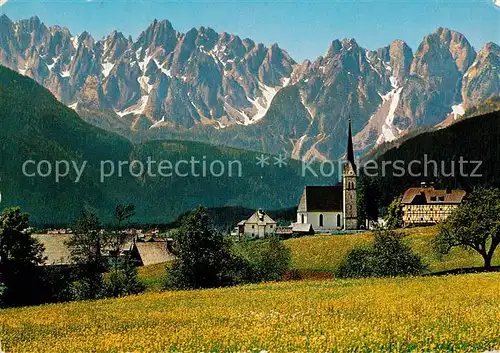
(32, 234), (72, 266)
(401, 184), (466, 226)
(236, 210), (277, 238)
(33, 231), (176, 267)
(130, 238), (176, 266)
(295, 119), (358, 233)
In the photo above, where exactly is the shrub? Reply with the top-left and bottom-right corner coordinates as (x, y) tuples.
(231, 236), (292, 283)
(336, 229), (427, 278)
(104, 256), (145, 298)
(336, 247), (375, 278)
(254, 236), (292, 282)
(371, 230), (427, 277)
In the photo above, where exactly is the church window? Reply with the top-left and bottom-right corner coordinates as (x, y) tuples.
(337, 214), (341, 227)
(301, 214), (305, 224)
(319, 214), (324, 227)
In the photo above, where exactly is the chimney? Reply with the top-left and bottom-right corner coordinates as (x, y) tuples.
(166, 238), (174, 252)
(258, 209), (265, 222)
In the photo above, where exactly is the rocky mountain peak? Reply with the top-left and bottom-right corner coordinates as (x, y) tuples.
(326, 40), (342, 57)
(483, 42), (500, 54)
(136, 18), (177, 54)
(78, 31), (95, 49)
(341, 38), (359, 51)
(411, 27), (476, 77)
(388, 40), (413, 83)
(258, 43), (295, 85)
(461, 41), (500, 110)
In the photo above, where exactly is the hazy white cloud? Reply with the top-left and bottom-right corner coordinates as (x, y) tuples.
(494, 0), (500, 7)
(0, 0), (8, 7)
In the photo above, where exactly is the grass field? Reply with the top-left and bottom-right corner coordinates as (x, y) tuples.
(137, 262), (170, 291)
(0, 273), (499, 352)
(286, 226), (500, 273)
(137, 227), (500, 287)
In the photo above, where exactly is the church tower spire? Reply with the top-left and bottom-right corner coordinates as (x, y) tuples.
(346, 118), (355, 167)
(343, 117), (358, 230)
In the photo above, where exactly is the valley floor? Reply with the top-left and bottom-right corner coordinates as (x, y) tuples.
(0, 273), (499, 352)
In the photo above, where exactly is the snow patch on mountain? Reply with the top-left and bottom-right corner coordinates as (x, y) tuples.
(291, 135), (308, 160)
(116, 95), (149, 117)
(300, 90), (314, 121)
(150, 116), (165, 129)
(71, 36), (79, 49)
(376, 76), (403, 144)
(153, 59), (171, 77)
(244, 83), (278, 125)
(138, 53), (152, 72)
(138, 75), (154, 94)
(18, 63), (28, 75)
(451, 103), (465, 119)
(46, 55), (61, 71)
(102, 62), (114, 78)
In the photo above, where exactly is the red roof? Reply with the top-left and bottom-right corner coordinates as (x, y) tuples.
(402, 187), (466, 205)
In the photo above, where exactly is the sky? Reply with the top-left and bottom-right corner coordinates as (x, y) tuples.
(0, 0), (499, 62)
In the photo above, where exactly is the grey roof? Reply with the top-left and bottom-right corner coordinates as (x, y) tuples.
(292, 223), (314, 233)
(134, 242), (176, 266)
(32, 234), (72, 265)
(241, 211), (277, 226)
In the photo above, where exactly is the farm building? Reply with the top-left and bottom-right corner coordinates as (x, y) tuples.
(131, 239), (176, 266)
(401, 185), (466, 226)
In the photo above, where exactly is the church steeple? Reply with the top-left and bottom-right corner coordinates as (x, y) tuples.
(346, 118), (355, 166)
(343, 117), (357, 230)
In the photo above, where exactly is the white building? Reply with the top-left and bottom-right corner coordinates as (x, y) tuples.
(296, 185), (345, 232)
(295, 119), (358, 233)
(237, 210), (277, 238)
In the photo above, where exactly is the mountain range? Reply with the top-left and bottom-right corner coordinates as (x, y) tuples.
(0, 15), (499, 161)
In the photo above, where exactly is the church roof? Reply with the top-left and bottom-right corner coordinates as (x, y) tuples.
(298, 185), (343, 212)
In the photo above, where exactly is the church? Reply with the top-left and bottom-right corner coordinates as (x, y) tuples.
(296, 120), (358, 232)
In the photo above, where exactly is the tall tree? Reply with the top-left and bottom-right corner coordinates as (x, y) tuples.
(67, 211), (106, 299)
(109, 204), (135, 269)
(166, 206), (234, 289)
(434, 187), (500, 270)
(0, 207), (45, 306)
(384, 195), (403, 229)
(104, 204), (144, 297)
